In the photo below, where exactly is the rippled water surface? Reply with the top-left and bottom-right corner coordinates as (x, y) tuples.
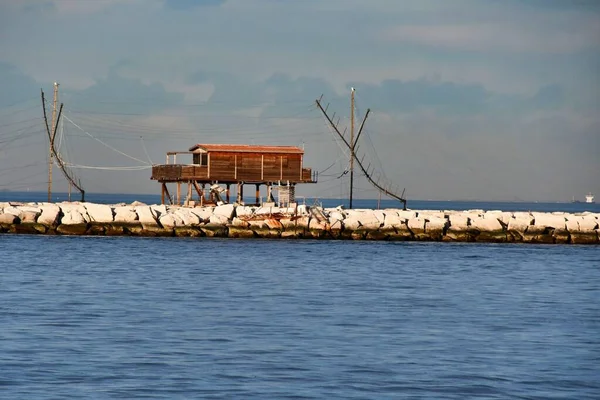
(1, 235), (599, 399)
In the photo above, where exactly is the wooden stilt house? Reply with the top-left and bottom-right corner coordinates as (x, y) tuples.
(151, 144), (317, 206)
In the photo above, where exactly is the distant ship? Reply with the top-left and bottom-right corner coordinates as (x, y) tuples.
(586, 192), (595, 203)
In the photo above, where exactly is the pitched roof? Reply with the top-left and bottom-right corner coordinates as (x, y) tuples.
(189, 144), (304, 154)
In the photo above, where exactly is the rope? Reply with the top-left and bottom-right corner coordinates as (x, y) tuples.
(62, 114), (150, 165)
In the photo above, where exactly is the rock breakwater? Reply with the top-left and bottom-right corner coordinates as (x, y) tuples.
(1, 201), (598, 244)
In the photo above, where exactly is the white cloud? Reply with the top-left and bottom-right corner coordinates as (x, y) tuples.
(382, 17), (600, 54)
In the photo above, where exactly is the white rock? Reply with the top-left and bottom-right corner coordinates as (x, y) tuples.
(2, 206), (23, 219)
(508, 212), (533, 232)
(213, 204), (235, 220)
(135, 206), (159, 225)
(235, 206), (256, 217)
(61, 209), (87, 225)
(567, 215), (599, 232)
(173, 208), (200, 226)
(426, 216), (448, 232)
(470, 216), (503, 232)
(355, 210), (384, 230)
(159, 213), (184, 228)
(58, 203), (90, 223)
(209, 214), (230, 225)
(255, 206), (281, 215)
(407, 217), (425, 232)
(532, 212), (566, 230)
(397, 210), (417, 220)
(38, 205), (61, 225)
(328, 210), (345, 225)
(383, 212), (407, 229)
(189, 207), (215, 222)
(84, 203), (114, 223)
(580, 215), (599, 231)
(420, 211), (446, 219)
(448, 213), (470, 230)
(484, 211), (512, 225)
(342, 211), (363, 230)
(19, 206), (42, 214)
(114, 206), (138, 223)
(149, 204), (167, 219)
(0, 213), (17, 224)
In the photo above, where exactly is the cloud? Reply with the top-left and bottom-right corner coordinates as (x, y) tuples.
(382, 19), (600, 54)
(347, 79), (490, 115)
(65, 66), (185, 114)
(0, 63), (41, 107)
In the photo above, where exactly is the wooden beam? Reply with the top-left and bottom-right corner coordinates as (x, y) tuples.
(163, 183), (173, 205)
(255, 184), (260, 205)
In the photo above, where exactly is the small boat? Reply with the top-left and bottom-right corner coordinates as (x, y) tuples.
(586, 192), (595, 203)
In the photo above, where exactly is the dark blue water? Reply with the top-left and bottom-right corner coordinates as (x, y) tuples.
(1, 235), (599, 399)
(2, 191), (600, 213)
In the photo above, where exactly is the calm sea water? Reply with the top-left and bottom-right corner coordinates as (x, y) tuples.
(1, 235), (599, 399)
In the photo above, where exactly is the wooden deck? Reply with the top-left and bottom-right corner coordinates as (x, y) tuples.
(151, 164), (315, 184)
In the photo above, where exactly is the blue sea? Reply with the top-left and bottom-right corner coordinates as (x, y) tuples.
(1, 192), (599, 399)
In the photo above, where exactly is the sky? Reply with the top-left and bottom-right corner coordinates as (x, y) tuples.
(0, 0), (598, 202)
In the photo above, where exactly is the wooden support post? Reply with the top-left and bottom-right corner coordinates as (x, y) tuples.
(193, 181), (203, 198)
(267, 184), (272, 202)
(161, 183), (165, 205)
(163, 184), (173, 205)
(187, 181), (192, 206)
(255, 184), (260, 205)
(226, 184), (230, 203)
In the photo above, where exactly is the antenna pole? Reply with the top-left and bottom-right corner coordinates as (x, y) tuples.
(48, 82), (59, 202)
(349, 88), (355, 208)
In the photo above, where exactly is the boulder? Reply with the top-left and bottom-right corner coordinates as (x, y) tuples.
(532, 213), (566, 230)
(56, 209), (88, 234)
(0, 213), (18, 224)
(135, 206), (159, 226)
(235, 206), (256, 217)
(507, 212), (533, 240)
(2, 206), (23, 219)
(20, 210), (39, 223)
(61, 209), (87, 225)
(189, 206), (215, 222)
(342, 210), (363, 231)
(209, 214), (230, 225)
(84, 203), (114, 223)
(159, 213), (184, 228)
(213, 204), (235, 220)
(425, 216), (448, 240)
(470, 216), (507, 242)
(359, 210), (385, 230)
(37, 205), (61, 226)
(58, 203), (90, 222)
(114, 206), (138, 223)
(446, 213), (473, 241)
(149, 204), (167, 219)
(407, 217), (427, 239)
(173, 208), (201, 226)
(328, 210), (345, 227)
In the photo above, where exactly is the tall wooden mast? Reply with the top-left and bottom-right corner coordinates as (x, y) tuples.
(315, 90), (407, 209)
(349, 88), (355, 209)
(47, 82), (59, 202)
